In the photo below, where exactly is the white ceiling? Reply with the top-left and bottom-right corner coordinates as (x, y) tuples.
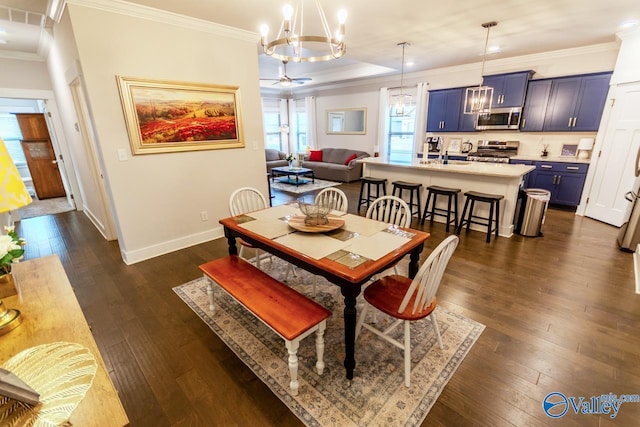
(1, 0), (639, 88)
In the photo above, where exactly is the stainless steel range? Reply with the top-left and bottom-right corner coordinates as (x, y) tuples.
(466, 140), (520, 163)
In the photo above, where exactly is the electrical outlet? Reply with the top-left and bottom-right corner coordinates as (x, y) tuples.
(200, 211), (208, 221)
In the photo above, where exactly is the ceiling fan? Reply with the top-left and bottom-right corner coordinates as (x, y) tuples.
(260, 61), (312, 87)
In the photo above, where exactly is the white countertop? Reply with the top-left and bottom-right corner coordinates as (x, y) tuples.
(421, 153), (591, 164)
(359, 157), (535, 178)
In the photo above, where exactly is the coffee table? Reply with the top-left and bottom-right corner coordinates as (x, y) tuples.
(271, 166), (315, 187)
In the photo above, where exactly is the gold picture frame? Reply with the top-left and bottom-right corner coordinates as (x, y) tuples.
(116, 76), (244, 155)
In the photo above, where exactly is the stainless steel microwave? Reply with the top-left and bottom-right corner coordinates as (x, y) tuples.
(476, 107), (522, 130)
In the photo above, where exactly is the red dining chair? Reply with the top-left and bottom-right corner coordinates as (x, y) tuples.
(355, 235), (459, 387)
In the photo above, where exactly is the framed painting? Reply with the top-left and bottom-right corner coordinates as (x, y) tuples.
(116, 76), (244, 155)
(560, 143), (578, 158)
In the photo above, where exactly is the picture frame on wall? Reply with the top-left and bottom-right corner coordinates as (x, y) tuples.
(448, 138), (462, 153)
(560, 143), (579, 158)
(116, 76), (244, 155)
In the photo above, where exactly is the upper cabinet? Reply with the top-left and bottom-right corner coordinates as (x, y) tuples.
(427, 87), (478, 133)
(482, 71), (534, 108)
(520, 80), (552, 132)
(426, 88), (463, 132)
(542, 72), (612, 131)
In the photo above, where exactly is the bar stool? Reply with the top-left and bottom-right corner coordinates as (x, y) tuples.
(391, 181), (422, 218)
(456, 191), (504, 243)
(421, 185), (461, 232)
(358, 177), (387, 212)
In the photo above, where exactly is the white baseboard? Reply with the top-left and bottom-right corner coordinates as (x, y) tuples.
(121, 226), (224, 265)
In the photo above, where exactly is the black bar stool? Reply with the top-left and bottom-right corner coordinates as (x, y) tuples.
(358, 177), (387, 212)
(391, 181), (422, 218)
(456, 191), (504, 243)
(421, 185), (461, 232)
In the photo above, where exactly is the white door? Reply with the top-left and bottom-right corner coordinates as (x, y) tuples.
(585, 82), (640, 226)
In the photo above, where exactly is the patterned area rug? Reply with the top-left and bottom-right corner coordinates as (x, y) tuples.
(173, 258), (484, 426)
(271, 178), (341, 195)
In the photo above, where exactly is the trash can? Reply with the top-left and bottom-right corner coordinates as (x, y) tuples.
(517, 188), (551, 237)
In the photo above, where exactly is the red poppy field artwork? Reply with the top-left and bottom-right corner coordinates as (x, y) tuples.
(117, 77), (244, 154)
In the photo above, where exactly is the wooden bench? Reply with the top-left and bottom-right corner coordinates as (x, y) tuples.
(199, 255), (331, 395)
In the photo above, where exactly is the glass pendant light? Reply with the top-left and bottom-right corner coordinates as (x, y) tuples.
(464, 21), (497, 115)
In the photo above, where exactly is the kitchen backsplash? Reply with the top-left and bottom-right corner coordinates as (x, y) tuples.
(425, 131), (598, 159)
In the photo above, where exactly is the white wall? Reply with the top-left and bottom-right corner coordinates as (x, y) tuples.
(0, 58), (52, 91)
(64, 3), (266, 264)
(315, 91), (379, 154)
(47, 9), (110, 239)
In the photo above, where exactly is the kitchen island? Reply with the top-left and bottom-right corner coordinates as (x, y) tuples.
(359, 157), (535, 237)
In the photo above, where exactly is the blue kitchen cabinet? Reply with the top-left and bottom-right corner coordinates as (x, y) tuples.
(482, 71), (533, 108)
(509, 159), (534, 187)
(520, 79), (552, 132)
(458, 92), (478, 132)
(542, 72), (612, 131)
(529, 161), (589, 206)
(427, 88), (463, 132)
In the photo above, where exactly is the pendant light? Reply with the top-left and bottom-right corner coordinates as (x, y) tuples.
(464, 21), (497, 115)
(390, 42), (412, 117)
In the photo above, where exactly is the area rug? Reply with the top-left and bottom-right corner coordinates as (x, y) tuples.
(271, 178), (341, 195)
(19, 196), (74, 219)
(173, 259), (484, 426)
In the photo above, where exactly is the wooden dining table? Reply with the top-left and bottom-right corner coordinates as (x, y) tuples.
(219, 204), (430, 379)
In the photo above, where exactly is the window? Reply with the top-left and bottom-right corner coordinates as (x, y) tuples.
(292, 99), (307, 152)
(0, 113), (27, 165)
(262, 99), (284, 151)
(387, 109), (416, 164)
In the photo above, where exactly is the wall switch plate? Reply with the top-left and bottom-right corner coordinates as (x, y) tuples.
(117, 149), (128, 161)
(200, 211), (208, 221)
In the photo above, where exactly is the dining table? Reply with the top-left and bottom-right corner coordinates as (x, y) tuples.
(219, 203), (430, 380)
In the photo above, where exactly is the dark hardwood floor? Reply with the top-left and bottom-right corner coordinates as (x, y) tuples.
(14, 181), (640, 426)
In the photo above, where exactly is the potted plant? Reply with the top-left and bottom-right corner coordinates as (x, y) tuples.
(0, 226), (26, 287)
(285, 153), (295, 168)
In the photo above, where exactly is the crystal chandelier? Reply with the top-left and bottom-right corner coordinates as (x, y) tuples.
(260, 0), (347, 63)
(390, 42), (412, 117)
(464, 21), (497, 115)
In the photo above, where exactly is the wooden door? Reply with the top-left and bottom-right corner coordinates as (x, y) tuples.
(14, 113), (66, 199)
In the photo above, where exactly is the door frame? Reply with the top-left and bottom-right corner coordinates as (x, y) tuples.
(0, 88), (81, 220)
(578, 81), (640, 226)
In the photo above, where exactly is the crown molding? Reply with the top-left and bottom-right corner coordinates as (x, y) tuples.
(65, 0), (258, 43)
(286, 42), (621, 97)
(49, 0), (67, 22)
(0, 50), (45, 62)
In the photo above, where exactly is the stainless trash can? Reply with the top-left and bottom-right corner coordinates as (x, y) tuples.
(518, 189), (551, 237)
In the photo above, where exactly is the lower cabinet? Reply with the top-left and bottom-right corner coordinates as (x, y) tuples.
(509, 159), (534, 188)
(528, 161), (589, 206)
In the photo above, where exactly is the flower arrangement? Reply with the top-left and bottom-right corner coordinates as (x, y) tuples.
(285, 153), (295, 162)
(0, 226), (26, 275)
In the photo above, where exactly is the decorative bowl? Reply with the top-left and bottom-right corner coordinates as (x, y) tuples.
(298, 202), (331, 225)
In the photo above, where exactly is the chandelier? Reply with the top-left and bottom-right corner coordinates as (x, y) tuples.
(464, 21), (497, 115)
(260, 0), (347, 63)
(390, 42), (412, 117)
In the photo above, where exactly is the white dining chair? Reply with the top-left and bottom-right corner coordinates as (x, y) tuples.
(228, 187), (272, 269)
(365, 195), (412, 228)
(355, 235), (459, 387)
(366, 195), (411, 276)
(315, 187), (348, 213)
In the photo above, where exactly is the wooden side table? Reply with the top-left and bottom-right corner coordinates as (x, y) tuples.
(0, 255), (129, 426)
